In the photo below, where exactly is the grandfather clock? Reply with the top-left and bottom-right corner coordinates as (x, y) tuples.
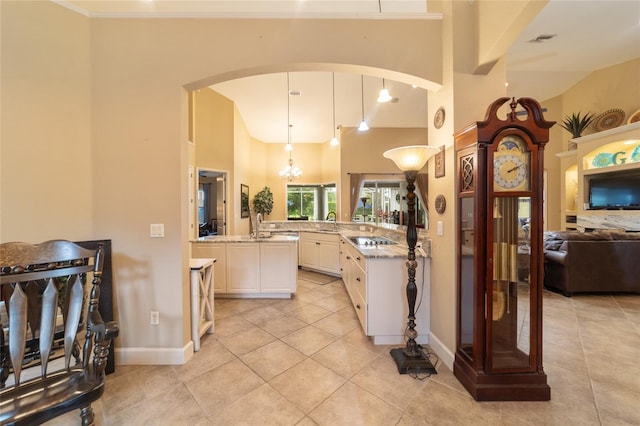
(454, 97), (553, 401)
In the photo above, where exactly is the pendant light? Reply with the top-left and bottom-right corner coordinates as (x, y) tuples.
(330, 73), (339, 146)
(358, 75), (369, 131)
(377, 78), (392, 103)
(280, 73), (302, 181)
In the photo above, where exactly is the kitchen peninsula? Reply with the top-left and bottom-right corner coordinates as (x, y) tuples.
(192, 234), (299, 297)
(191, 221), (432, 345)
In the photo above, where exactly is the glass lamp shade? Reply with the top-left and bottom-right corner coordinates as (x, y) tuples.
(383, 145), (440, 172)
(358, 120), (369, 131)
(377, 88), (392, 103)
(330, 136), (339, 146)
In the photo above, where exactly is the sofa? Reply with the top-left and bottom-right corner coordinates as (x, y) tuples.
(543, 229), (640, 296)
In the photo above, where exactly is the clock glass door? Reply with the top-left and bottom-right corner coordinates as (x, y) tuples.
(459, 196), (475, 360)
(490, 196), (532, 371)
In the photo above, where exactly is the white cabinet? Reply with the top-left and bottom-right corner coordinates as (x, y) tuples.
(299, 232), (340, 276)
(192, 243), (227, 293)
(340, 238), (367, 331)
(340, 237), (430, 345)
(192, 239), (297, 297)
(260, 243), (297, 293)
(226, 243), (260, 293)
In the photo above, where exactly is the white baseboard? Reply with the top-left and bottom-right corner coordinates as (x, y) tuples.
(427, 332), (454, 370)
(115, 341), (194, 365)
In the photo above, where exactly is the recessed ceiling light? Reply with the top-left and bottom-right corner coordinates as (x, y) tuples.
(289, 90), (302, 96)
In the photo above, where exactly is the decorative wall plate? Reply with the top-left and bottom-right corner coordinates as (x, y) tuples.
(593, 109), (625, 131)
(627, 109), (640, 125)
(434, 194), (446, 214)
(434, 107), (445, 129)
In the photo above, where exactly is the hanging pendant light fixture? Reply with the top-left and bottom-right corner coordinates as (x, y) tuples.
(330, 73), (339, 146)
(377, 78), (392, 103)
(280, 125), (302, 181)
(280, 73), (302, 181)
(358, 75), (369, 131)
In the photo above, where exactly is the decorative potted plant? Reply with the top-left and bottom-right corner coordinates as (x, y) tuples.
(560, 112), (594, 149)
(253, 186), (274, 216)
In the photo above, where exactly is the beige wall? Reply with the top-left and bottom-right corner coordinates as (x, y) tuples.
(194, 89), (235, 173)
(560, 58), (640, 148)
(1, 1), (92, 243)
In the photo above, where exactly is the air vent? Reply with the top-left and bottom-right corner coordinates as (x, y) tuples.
(528, 34), (557, 43)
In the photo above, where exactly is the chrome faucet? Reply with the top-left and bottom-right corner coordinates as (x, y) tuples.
(326, 211), (336, 221)
(255, 213), (263, 237)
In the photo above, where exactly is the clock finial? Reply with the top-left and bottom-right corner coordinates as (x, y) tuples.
(509, 97), (518, 121)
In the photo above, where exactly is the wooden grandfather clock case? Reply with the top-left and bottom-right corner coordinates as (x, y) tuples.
(453, 97), (554, 401)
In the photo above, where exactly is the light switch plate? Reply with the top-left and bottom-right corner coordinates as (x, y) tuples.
(437, 221), (444, 236)
(150, 224), (165, 238)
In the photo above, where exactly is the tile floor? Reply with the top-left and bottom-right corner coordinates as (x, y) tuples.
(48, 269), (640, 425)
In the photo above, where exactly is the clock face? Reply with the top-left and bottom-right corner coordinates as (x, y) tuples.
(493, 135), (530, 191)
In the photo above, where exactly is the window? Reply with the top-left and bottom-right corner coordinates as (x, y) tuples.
(355, 180), (427, 227)
(287, 184), (336, 220)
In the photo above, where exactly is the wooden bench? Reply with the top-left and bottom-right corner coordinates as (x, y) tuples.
(0, 240), (119, 425)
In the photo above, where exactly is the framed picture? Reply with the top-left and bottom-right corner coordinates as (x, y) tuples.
(435, 145), (445, 178)
(240, 184), (250, 218)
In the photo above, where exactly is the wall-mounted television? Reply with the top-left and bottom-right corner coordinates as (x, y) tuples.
(588, 171), (640, 210)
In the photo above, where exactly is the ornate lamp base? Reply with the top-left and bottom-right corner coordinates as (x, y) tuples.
(390, 347), (437, 375)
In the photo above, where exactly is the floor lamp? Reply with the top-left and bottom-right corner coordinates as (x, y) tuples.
(383, 145), (440, 375)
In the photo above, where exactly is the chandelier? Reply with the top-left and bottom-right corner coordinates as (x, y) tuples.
(279, 156), (302, 181)
(279, 73), (302, 181)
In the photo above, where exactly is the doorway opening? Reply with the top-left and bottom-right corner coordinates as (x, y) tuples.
(197, 169), (227, 237)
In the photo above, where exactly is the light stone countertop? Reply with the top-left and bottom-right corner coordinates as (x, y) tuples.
(192, 226), (428, 259)
(193, 234), (299, 243)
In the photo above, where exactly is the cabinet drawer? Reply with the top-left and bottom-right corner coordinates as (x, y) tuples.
(352, 265), (366, 301)
(352, 251), (366, 272)
(351, 288), (367, 332)
(342, 243), (367, 273)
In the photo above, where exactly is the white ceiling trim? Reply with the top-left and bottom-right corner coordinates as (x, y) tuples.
(55, 0), (442, 20)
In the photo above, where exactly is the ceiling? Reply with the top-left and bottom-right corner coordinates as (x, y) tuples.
(60, 0), (640, 143)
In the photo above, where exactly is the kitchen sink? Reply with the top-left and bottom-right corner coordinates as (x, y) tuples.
(349, 236), (397, 246)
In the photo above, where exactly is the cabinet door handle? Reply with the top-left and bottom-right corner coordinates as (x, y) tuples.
(315, 242), (321, 245)
(356, 256), (361, 261)
(356, 304), (361, 309)
(346, 255), (351, 260)
(356, 277), (361, 282)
